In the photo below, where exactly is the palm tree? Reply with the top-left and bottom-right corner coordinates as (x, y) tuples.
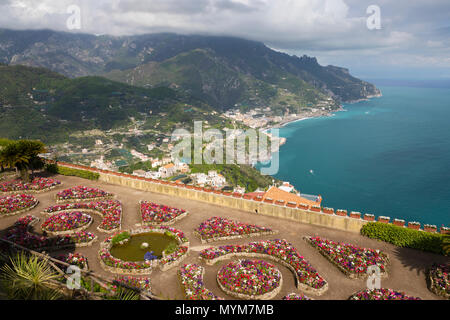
(0, 140), (46, 182)
(0, 252), (62, 300)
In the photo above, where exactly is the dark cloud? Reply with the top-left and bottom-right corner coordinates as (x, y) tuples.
(0, 0), (449, 77)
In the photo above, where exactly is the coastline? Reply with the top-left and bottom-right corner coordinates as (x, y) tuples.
(257, 91), (383, 164)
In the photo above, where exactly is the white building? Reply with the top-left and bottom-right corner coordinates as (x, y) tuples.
(279, 181), (295, 193)
(151, 159), (162, 168)
(159, 163), (176, 178)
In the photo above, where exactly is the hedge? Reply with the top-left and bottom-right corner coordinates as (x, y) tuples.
(46, 164), (100, 181)
(361, 222), (447, 255)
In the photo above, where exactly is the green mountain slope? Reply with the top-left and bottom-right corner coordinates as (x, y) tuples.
(0, 29), (380, 111)
(0, 64), (227, 143)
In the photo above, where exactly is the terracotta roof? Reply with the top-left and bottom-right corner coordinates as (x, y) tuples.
(244, 192), (266, 198)
(163, 163), (175, 169)
(262, 186), (320, 207)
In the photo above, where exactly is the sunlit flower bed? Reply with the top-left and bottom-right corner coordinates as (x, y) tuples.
(56, 253), (89, 271)
(99, 248), (153, 272)
(200, 239), (328, 295)
(42, 211), (92, 234)
(305, 236), (389, 278)
(0, 177), (61, 193)
(429, 264), (449, 299)
(160, 246), (189, 270)
(3, 216), (97, 250)
(43, 200), (122, 232)
(179, 264), (224, 300)
(0, 194), (38, 217)
(349, 288), (421, 300)
(194, 217), (277, 243)
(282, 293), (312, 300)
(56, 186), (114, 203)
(217, 259), (282, 299)
(113, 275), (152, 293)
(140, 201), (188, 225)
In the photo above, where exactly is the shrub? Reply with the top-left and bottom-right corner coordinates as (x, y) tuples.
(164, 231), (176, 240)
(163, 242), (178, 255)
(111, 232), (131, 246)
(46, 164), (99, 180)
(361, 222), (447, 255)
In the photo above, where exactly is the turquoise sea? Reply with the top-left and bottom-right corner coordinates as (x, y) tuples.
(257, 81), (450, 227)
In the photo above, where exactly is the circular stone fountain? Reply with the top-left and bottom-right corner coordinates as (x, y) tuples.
(217, 259), (282, 300)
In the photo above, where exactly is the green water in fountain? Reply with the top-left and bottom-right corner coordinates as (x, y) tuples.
(110, 232), (178, 262)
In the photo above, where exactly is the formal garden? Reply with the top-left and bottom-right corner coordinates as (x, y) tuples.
(0, 151), (447, 300)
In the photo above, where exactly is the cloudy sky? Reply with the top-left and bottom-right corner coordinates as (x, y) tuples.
(1, 0), (449, 79)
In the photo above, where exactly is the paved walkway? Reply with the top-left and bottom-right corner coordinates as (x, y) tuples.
(0, 174), (448, 300)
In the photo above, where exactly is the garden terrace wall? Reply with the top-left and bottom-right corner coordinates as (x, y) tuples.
(54, 162), (448, 234)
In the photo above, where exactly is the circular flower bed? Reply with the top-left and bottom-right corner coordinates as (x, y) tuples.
(429, 263), (449, 299)
(200, 239), (328, 295)
(179, 264), (224, 300)
(3, 215), (97, 250)
(0, 194), (38, 217)
(305, 236), (389, 278)
(41, 211), (93, 235)
(43, 200), (122, 233)
(282, 293), (312, 300)
(217, 259), (282, 300)
(349, 288), (421, 300)
(0, 177), (61, 194)
(194, 217), (277, 243)
(56, 186), (114, 203)
(99, 226), (189, 275)
(140, 201), (188, 225)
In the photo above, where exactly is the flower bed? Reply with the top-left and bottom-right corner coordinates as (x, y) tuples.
(160, 246), (189, 271)
(140, 201), (188, 225)
(0, 194), (39, 217)
(349, 288), (421, 300)
(55, 253), (89, 271)
(199, 239), (328, 295)
(99, 226), (189, 275)
(43, 200), (122, 233)
(14, 215), (39, 228)
(113, 276), (152, 293)
(0, 177), (61, 194)
(428, 264), (449, 299)
(194, 217), (277, 243)
(305, 236), (389, 279)
(282, 293), (312, 300)
(99, 248), (154, 274)
(217, 259), (282, 300)
(41, 211), (93, 235)
(178, 264), (224, 300)
(3, 216), (97, 251)
(55, 186), (114, 203)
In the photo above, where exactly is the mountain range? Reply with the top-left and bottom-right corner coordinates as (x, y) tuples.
(0, 29), (380, 113)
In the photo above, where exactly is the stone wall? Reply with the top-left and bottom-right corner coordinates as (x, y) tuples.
(54, 162), (448, 234)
